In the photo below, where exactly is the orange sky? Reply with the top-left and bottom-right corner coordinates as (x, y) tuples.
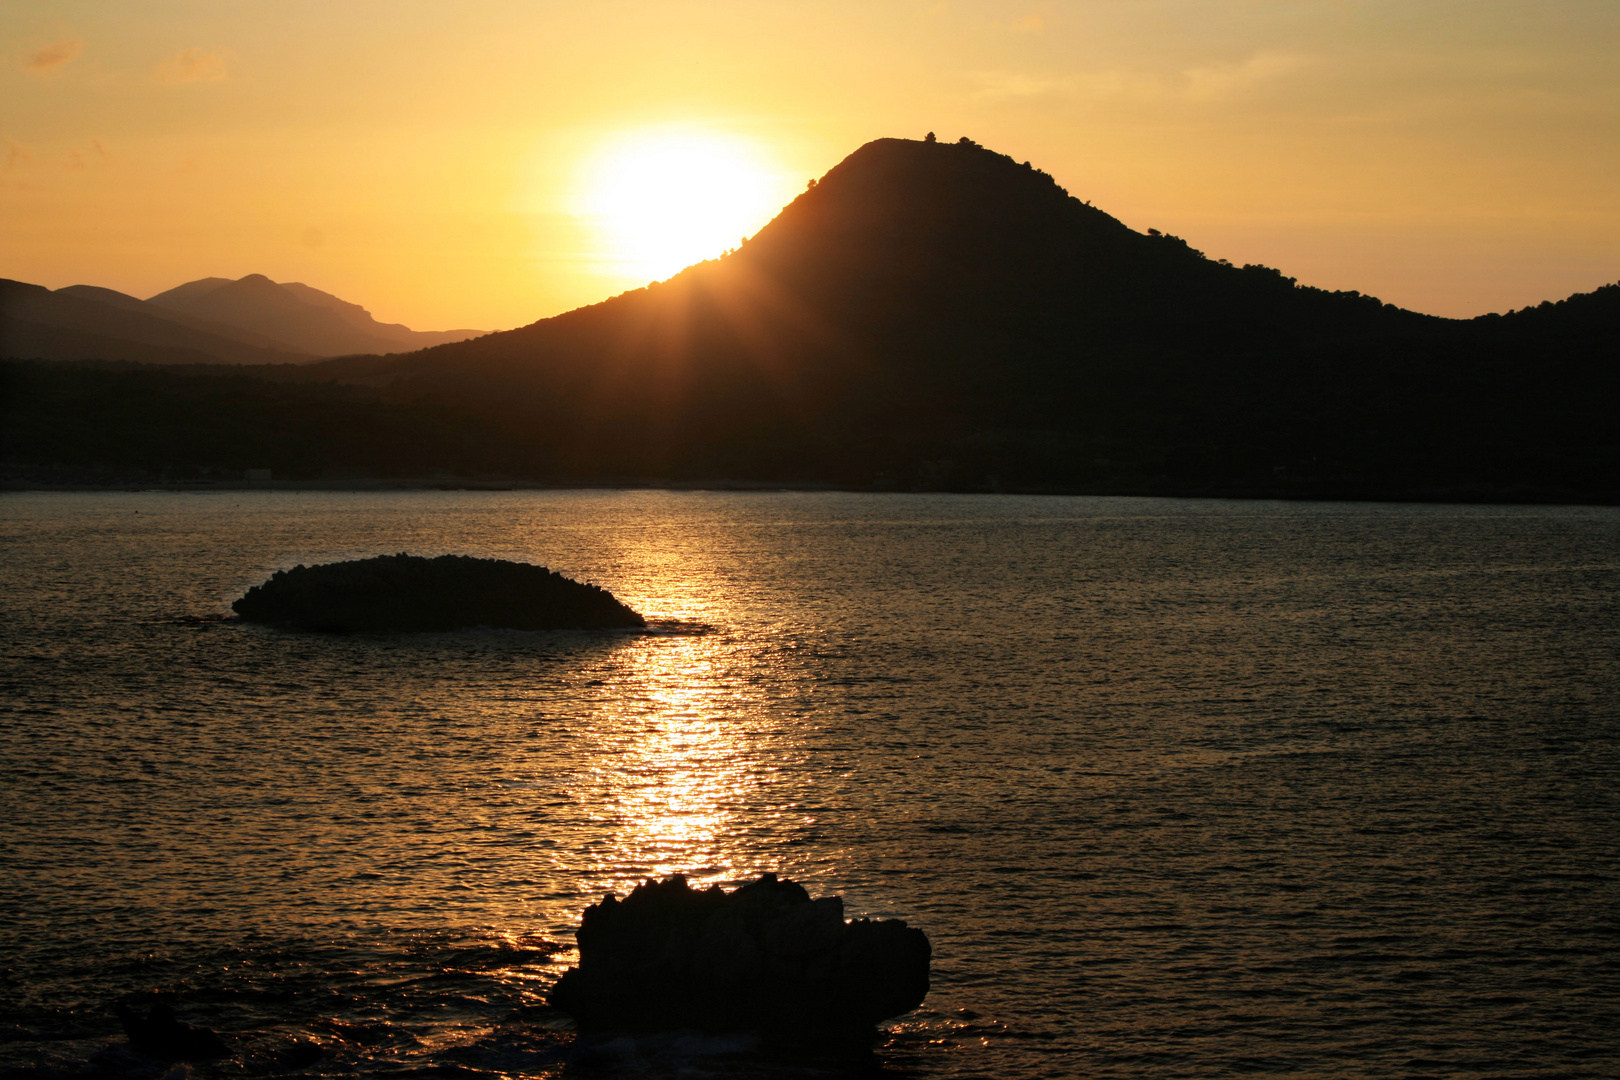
(4, 1), (1617, 331)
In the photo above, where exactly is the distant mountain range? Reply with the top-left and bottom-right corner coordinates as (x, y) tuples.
(3, 136), (1616, 501)
(0, 273), (484, 364)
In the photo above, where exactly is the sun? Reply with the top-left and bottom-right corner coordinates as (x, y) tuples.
(578, 130), (786, 283)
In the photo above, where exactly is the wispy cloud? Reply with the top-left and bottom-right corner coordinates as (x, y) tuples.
(1182, 52), (1313, 100)
(971, 72), (1077, 102)
(973, 51), (1314, 104)
(155, 47), (231, 84)
(5, 139), (32, 172)
(25, 38), (83, 73)
(56, 140), (111, 172)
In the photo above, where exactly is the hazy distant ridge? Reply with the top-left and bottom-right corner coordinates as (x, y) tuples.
(0, 279), (311, 366)
(55, 284), (320, 355)
(1, 274), (485, 365)
(145, 274), (485, 357)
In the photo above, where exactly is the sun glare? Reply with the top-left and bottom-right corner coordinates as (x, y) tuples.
(578, 130), (784, 283)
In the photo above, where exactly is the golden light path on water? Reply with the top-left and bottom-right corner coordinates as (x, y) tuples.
(548, 535), (791, 913)
(484, 601), (782, 997)
(595, 633), (759, 887)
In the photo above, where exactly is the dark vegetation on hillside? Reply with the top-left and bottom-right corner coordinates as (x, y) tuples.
(4, 137), (1616, 501)
(0, 360), (512, 482)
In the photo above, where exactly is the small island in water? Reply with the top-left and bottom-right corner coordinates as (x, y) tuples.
(232, 553), (645, 632)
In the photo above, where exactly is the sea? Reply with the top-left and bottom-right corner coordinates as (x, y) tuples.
(2, 490), (1617, 1079)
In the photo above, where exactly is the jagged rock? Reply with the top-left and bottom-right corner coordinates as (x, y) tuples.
(549, 874), (930, 1046)
(114, 1002), (231, 1061)
(231, 553), (645, 633)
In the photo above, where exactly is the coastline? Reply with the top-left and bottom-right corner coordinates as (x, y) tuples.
(2, 473), (1614, 507)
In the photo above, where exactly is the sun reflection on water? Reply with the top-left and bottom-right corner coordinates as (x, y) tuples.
(580, 630), (767, 897)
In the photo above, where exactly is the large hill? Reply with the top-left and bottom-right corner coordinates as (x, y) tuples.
(5, 136), (1617, 499)
(308, 136), (1619, 497)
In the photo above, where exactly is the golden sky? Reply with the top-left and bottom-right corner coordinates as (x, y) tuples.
(4, 1), (1617, 330)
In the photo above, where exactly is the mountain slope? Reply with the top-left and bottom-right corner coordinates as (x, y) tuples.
(148, 274), (484, 356)
(277, 281), (484, 349)
(7, 136), (1614, 498)
(326, 136), (1613, 494)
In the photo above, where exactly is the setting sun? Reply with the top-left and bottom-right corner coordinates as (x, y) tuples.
(4, 3), (1619, 1076)
(577, 131), (789, 283)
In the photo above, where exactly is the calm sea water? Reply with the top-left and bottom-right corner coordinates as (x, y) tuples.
(2, 490), (1618, 1079)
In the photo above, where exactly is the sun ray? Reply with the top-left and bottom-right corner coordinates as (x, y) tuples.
(576, 130), (785, 282)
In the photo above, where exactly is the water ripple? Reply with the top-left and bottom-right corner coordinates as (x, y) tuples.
(1, 491), (1617, 1078)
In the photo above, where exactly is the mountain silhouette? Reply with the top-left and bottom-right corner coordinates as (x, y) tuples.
(54, 284), (321, 354)
(1, 275), (486, 366)
(1, 278), (311, 365)
(5, 136), (1616, 499)
(276, 281), (484, 349)
(311, 136), (1616, 495)
(146, 274), (484, 356)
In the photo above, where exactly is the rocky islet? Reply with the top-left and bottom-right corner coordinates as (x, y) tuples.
(231, 553), (645, 633)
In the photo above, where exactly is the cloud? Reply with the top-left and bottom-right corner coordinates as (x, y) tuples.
(1012, 15), (1045, 33)
(1182, 52), (1313, 100)
(155, 47), (231, 83)
(62, 141), (110, 171)
(5, 140), (32, 172)
(25, 38), (83, 73)
(971, 72), (1076, 102)
(972, 69), (1163, 103)
(973, 51), (1313, 105)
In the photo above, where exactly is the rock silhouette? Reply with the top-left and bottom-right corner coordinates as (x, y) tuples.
(549, 873), (931, 1047)
(232, 553), (645, 632)
(114, 1002), (231, 1061)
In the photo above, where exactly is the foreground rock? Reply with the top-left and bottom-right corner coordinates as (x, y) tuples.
(115, 1002), (230, 1061)
(232, 553), (645, 633)
(549, 874), (930, 1047)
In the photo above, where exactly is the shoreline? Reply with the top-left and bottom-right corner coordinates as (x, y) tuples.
(2, 475), (1615, 507)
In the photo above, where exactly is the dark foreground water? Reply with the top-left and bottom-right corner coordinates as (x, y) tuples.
(2, 491), (1618, 1079)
